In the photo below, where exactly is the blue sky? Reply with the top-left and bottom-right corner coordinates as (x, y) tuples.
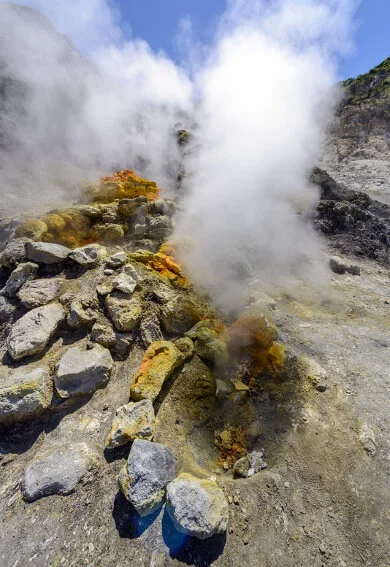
(117, 0), (389, 79)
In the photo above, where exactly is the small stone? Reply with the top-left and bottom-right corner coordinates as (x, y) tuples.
(316, 383), (327, 392)
(67, 299), (98, 329)
(139, 317), (164, 348)
(166, 473), (229, 539)
(359, 424), (377, 456)
(96, 281), (115, 296)
(104, 269), (114, 276)
(105, 292), (142, 332)
(105, 399), (155, 448)
(247, 450), (267, 476)
(17, 278), (64, 309)
(130, 341), (185, 402)
(54, 344), (113, 398)
(22, 444), (99, 502)
(105, 252), (127, 268)
(118, 439), (176, 516)
(114, 272), (137, 294)
(161, 296), (201, 335)
(1, 262), (38, 297)
(91, 320), (117, 349)
(215, 379), (233, 401)
(25, 241), (71, 264)
(173, 337), (195, 360)
(0, 367), (51, 423)
(7, 302), (66, 360)
(232, 456), (250, 478)
(68, 244), (106, 267)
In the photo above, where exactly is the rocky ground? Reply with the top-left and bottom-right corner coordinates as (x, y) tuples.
(0, 168), (388, 567)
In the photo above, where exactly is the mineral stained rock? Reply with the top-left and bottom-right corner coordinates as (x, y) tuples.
(7, 302), (66, 360)
(17, 277), (64, 309)
(25, 241), (71, 264)
(105, 399), (155, 448)
(161, 296), (201, 335)
(105, 293), (142, 332)
(173, 336), (195, 359)
(54, 344), (113, 398)
(166, 473), (229, 539)
(139, 316), (164, 348)
(66, 299), (98, 329)
(130, 341), (185, 402)
(0, 367), (51, 422)
(22, 444), (99, 502)
(118, 439), (176, 516)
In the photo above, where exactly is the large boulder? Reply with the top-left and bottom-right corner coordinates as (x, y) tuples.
(54, 344), (113, 398)
(25, 241), (71, 264)
(161, 296), (201, 335)
(7, 302), (66, 360)
(166, 473), (229, 539)
(118, 439), (176, 516)
(105, 399), (155, 448)
(0, 367), (52, 422)
(17, 277), (64, 309)
(105, 292), (142, 332)
(1, 262), (38, 297)
(22, 444), (99, 502)
(130, 341), (185, 402)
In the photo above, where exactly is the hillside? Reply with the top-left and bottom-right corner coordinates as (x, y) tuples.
(321, 56), (390, 204)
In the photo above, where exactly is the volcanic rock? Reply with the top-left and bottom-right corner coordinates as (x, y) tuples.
(54, 344), (113, 398)
(161, 296), (201, 335)
(105, 251), (127, 268)
(25, 241), (71, 264)
(105, 292), (142, 332)
(1, 261), (38, 297)
(0, 295), (16, 322)
(7, 302), (65, 360)
(0, 238), (29, 268)
(329, 255), (360, 275)
(166, 473), (229, 539)
(0, 367), (51, 422)
(68, 244), (106, 267)
(22, 444), (99, 502)
(130, 341), (185, 402)
(118, 439), (176, 516)
(67, 299), (98, 328)
(105, 399), (155, 448)
(173, 336), (195, 359)
(139, 316), (164, 348)
(17, 277), (64, 309)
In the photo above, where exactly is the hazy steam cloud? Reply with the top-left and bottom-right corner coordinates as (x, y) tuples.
(0, 0), (359, 306)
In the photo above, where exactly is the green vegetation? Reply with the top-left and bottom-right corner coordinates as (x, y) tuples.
(342, 56), (390, 105)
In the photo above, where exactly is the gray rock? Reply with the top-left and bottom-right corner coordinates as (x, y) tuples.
(133, 224), (147, 239)
(67, 299), (98, 329)
(232, 456), (250, 478)
(114, 272), (137, 294)
(118, 439), (176, 516)
(148, 199), (176, 217)
(25, 241), (71, 264)
(247, 450), (268, 476)
(215, 379), (233, 401)
(91, 319), (117, 349)
(0, 238), (29, 269)
(68, 244), (106, 267)
(17, 277), (64, 309)
(166, 473), (229, 539)
(1, 262), (38, 297)
(329, 255), (360, 276)
(7, 302), (66, 360)
(139, 317), (164, 348)
(0, 367), (52, 423)
(54, 344), (113, 398)
(148, 215), (172, 231)
(106, 400), (155, 448)
(105, 293), (142, 332)
(0, 295), (16, 322)
(22, 444), (99, 502)
(105, 251), (127, 268)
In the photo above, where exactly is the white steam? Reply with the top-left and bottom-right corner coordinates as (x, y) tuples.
(0, 0), (359, 306)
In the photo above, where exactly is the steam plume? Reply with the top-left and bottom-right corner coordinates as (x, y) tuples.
(1, 0), (359, 306)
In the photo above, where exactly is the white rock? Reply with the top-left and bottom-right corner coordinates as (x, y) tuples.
(7, 302), (65, 360)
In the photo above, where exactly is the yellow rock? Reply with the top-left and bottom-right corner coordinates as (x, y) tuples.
(130, 341), (185, 402)
(15, 219), (48, 241)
